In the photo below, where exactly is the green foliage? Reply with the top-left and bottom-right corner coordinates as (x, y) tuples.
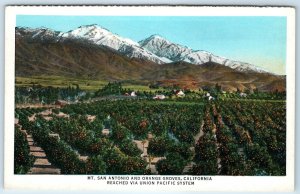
(216, 100), (286, 175)
(193, 133), (218, 175)
(27, 119), (86, 174)
(85, 155), (107, 174)
(149, 83), (159, 89)
(111, 124), (130, 141)
(15, 84), (85, 104)
(118, 139), (142, 157)
(14, 126), (35, 174)
(147, 136), (170, 156)
(95, 82), (124, 97)
(168, 142), (193, 160)
(102, 147), (146, 175)
(15, 96), (286, 175)
(52, 108), (60, 114)
(156, 153), (187, 175)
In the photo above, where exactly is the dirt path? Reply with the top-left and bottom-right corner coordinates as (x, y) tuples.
(133, 139), (165, 174)
(26, 133), (61, 174)
(16, 109), (61, 174)
(194, 122), (205, 145)
(17, 107), (83, 174)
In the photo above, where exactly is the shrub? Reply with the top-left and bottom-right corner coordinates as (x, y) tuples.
(14, 126), (34, 174)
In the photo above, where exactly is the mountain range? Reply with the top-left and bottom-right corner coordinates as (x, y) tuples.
(15, 24), (286, 91)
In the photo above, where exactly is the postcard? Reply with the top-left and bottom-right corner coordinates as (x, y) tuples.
(4, 5), (295, 192)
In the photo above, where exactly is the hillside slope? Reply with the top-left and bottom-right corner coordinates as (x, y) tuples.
(15, 32), (286, 92)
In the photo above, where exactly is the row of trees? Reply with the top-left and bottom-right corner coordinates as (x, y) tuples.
(192, 106), (219, 175)
(15, 106), (149, 175)
(216, 100), (286, 175)
(190, 99), (286, 176)
(60, 100), (205, 174)
(15, 84), (86, 104)
(16, 82), (285, 107)
(202, 84), (286, 100)
(14, 126), (34, 174)
(15, 96), (285, 175)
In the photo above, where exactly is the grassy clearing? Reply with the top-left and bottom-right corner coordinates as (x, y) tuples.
(15, 76), (165, 92)
(16, 76), (108, 91)
(122, 85), (165, 92)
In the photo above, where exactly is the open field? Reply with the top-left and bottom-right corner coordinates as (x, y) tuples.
(16, 76), (109, 91)
(16, 76), (167, 92)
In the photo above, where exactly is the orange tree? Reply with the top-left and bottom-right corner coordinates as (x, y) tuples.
(156, 153), (187, 175)
(14, 126), (35, 174)
(147, 136), (170, 157)
(25, 117), (87, 174)
(102, 147), (147, 175)
(193, 133), (218, 175)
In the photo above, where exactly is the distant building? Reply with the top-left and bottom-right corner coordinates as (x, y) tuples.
(204, 92), (214, 100)
(176, 90), (185, 97)
(130, 91), (137, 97)
(153, 95), (166, 100)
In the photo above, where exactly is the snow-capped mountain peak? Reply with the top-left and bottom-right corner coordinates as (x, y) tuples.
(62, 24), (139, 48)
(57, 25), (170, 64)
(139, 34), (193, 61)
(139, 34), (269, 73)
(145, 34), (169, 42)
(16, 26), (61, 42)
(15, 25), (270, 73)
(64, 24), (109, 38)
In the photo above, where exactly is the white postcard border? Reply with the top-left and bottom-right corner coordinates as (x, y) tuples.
(4, 6), (295, 192)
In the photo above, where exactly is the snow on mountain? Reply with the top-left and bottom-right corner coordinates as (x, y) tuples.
(16, 27), (61, 42)
(223, 60), (267, 73)
(31, 28), (58, 39)
(139, 34), (268, 73)
(183, 51), (211, 64)
(60, 25), (169, 64)
(15, 25), (269, 73)
(210, 54), (227, 64)
(139, 34), (192, 61)
(61, 24), (139, 49)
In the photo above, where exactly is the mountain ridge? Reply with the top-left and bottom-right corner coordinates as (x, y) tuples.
(14, 25), (285, 92)
(139, 34), (269, 74)
(16, 25), (272, 74)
